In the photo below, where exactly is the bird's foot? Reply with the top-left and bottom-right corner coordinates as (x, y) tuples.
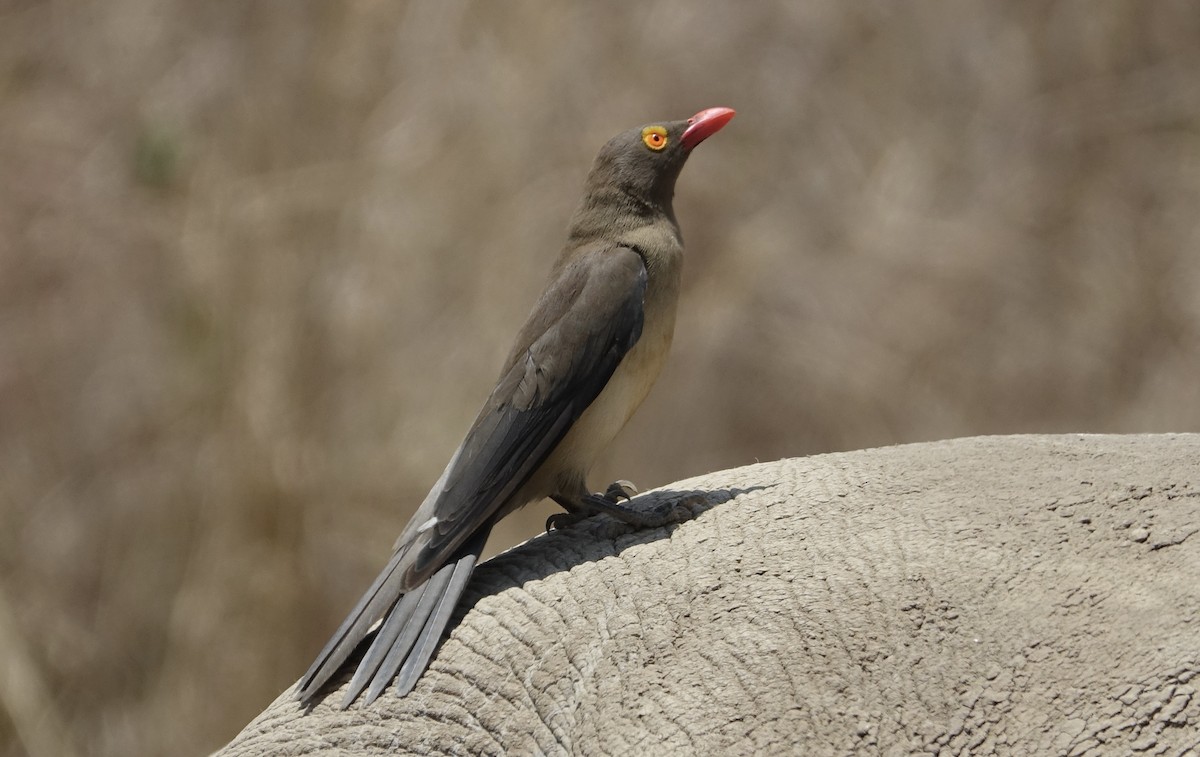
(548, 481), (700, 531)
(546, 480), (638, 531)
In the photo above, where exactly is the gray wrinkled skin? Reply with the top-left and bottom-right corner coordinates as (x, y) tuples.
(222, 434), (1200, 756)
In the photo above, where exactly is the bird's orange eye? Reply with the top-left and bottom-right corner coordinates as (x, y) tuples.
(641, 125), (668, 151)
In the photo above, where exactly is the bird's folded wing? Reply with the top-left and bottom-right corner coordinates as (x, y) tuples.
(407, 242), (648, 583)
(295, 243), (646, 703)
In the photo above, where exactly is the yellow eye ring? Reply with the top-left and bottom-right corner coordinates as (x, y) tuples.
(641, 125), (668, 151)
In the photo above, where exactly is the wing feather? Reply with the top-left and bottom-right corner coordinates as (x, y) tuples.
(295, 243), (647, 703)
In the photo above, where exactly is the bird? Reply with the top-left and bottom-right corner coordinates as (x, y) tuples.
(295, 106), (736, 708)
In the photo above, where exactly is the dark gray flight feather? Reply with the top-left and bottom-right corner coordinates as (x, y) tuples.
(294, 245), (647, 706)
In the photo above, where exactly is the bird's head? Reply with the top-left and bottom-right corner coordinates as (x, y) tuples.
(579, 107), (735, 222)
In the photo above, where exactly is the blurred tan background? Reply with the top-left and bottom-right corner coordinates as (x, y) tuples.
(2, 2), (1199, 755)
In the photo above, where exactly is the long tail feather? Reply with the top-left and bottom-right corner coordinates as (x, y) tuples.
(358, 564), (451, 705)
(394, 543), (483, 697)
(295, 522), (492, 706)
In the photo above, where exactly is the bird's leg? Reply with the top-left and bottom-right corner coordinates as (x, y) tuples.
(545, 486), (605, 531)
(546, 483), (631, 531)
(547, 480), (696, 531)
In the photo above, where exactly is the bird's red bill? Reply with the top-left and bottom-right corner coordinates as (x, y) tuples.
(681, 107), (736, 150)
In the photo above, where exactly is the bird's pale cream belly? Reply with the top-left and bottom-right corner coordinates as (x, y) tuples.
(548, 303), (674, 474)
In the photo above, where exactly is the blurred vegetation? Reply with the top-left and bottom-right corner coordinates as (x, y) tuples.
(2, 2), (1198, 755)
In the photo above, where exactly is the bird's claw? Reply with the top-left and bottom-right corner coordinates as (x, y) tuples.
(603, 480), (638, 502)
(546, 512), (586, 532)
(546, 480), (639, 532)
